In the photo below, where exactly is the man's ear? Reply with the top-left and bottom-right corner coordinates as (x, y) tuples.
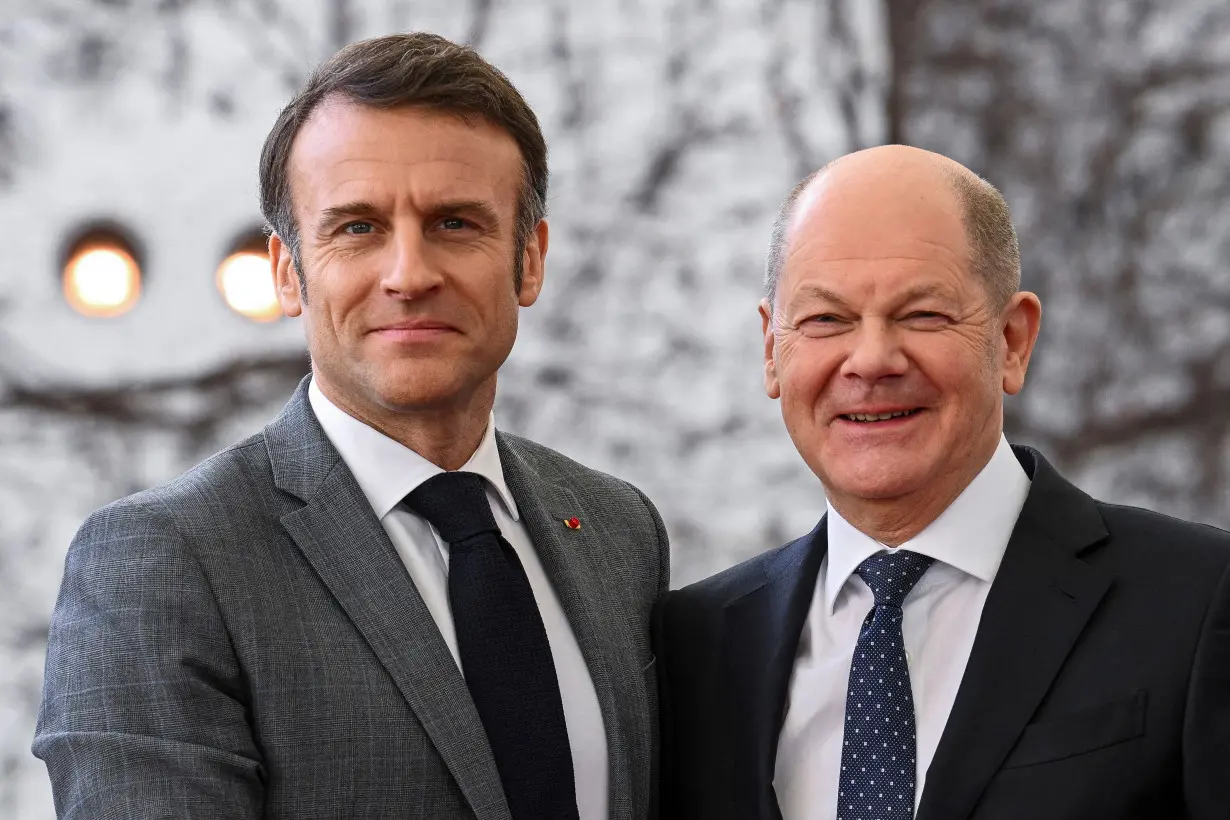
(517, 219), (549, 307)
(1001, 291), (1042, 395)
(760, 298), (781, 400)
(269, 233), (303, 317)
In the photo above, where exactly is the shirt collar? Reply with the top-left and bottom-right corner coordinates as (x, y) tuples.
(307, 377), (519, 522)
(823, 434), (1030, 614)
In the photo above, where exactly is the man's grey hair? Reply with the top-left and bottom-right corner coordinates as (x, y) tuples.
(763, 162), (1021, 313)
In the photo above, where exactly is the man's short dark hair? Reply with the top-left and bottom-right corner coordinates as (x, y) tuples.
(763, 160), (1020, 313)
(258, 32), (548, 294)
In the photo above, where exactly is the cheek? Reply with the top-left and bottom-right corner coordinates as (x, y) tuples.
(462, 263), (519, 317)
(315, 266), (374, 329)
(914, 338), (999, 412)
(777, 339), (840, 408)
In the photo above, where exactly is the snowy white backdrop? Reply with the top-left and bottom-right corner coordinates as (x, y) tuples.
(1, 1), (1227, 816)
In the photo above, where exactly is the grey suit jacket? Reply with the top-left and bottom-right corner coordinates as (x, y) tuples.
(33, 378), (669, 820)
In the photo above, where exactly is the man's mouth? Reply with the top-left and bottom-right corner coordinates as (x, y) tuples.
(839, 409), (922, 423)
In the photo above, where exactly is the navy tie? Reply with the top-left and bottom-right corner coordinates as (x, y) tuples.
(405, 471), (579, 820)
(837, 550), (934, 820)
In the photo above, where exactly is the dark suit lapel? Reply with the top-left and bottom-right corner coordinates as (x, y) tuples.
(917, 447), (1112, 820)
(266, 380), (511, 820)
(496, 435), (645, 820)
(725, 520), (828, 820)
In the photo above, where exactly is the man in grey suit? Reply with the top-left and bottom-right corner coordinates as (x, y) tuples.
(34, 33), (668, 820)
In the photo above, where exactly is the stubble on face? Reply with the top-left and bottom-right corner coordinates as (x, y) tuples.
(272, 100), (546, 466)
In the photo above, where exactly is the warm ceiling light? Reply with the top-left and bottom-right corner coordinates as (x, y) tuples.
(62, 228), (143, 318)
(217, 229), (280, 322)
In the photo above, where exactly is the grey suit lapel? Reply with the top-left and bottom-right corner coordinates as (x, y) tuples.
(265, 379), (511, 820)
(498, 434), (646, 820)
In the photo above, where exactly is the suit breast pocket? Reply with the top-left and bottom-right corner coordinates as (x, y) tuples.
(1000, 689), (1147, 769)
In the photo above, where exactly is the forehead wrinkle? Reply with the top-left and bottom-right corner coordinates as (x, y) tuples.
(320, 156), (509, 195)
(788, 284), (850, 308)
(782, 251), (970, 292)
(292, 107), (521, 216)
(787, 278), (955, 305)
(792, 235), (967, 262)
(314, 166), (511, 224)
(781, 261), (969, 320)
(331, 151), (512, 176)
(794, 254), (961, 265)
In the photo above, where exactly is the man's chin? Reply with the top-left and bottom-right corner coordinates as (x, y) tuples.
(374, 386), (469, 414)
(821, 453), (933, 503)
(373, 363), (501, 411)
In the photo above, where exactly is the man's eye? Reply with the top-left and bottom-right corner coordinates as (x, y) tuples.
(439, 217), (468, 231)
(343, 221), (374, 235)
(808, 314), (845, 323)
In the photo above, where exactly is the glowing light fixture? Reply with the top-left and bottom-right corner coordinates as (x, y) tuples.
(61, 225), (143, 318)
(217, 228), (281, 322)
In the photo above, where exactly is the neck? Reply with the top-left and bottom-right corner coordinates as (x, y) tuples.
(316, 376), (496, 471)
(827, 436), (1000, 547)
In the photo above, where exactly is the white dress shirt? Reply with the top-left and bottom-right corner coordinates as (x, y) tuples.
(774, 434), (1030, 820)
(308, 379), (608, 820)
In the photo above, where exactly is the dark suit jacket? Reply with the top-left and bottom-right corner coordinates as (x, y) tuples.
(34, 378), (669, 820)
(656, 446), (1230, 820)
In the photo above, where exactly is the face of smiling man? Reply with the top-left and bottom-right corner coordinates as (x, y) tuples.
(269, 99), (547, 461)
(760, 146), (1042, 543)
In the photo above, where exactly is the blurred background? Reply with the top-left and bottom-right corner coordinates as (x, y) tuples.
(2, 0), (1228, 815)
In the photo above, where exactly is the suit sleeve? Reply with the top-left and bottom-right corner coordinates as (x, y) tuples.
(627, 482), (671, 820)
(652, 591), (677, 820)
(1183, 558), (1230, 819)
(628, 482), (671, 595)
(32, 499), (263, 820)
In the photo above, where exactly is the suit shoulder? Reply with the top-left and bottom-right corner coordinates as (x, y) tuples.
(498, 430), (652, 504)
(669, 543), (782, 610)
(499, 431), (669, 589)
(498, 430), (608, 482)
(1095, 500), (1230, 568)
(79, 432), (273, 547)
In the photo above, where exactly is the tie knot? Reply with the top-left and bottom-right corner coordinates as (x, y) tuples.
(403, 471), (499, 544)
(855, 549), (934, 609)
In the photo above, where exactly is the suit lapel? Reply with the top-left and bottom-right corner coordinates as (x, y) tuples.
(725, 520), (828, 820)
(496, 435), (645, 820)
(266, 380), (511, 820)
(917, 447), (1112, 820)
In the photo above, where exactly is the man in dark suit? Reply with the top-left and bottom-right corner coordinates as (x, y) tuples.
(656, 145), (1230, 820)
(34, 33), (668, 820)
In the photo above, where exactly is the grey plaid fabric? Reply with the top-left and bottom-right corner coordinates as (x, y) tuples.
(33, 377), (669, 820)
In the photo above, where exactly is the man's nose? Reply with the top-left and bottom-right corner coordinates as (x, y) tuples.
(839, 319), (909, 382)
(382, 230), (444, 298)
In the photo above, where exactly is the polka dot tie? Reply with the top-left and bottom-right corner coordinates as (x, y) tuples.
(836, 550), (934, 820)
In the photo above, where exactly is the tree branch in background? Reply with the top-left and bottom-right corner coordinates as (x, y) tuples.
(0, 352), (309, 453)
(884, 0), (925, 146)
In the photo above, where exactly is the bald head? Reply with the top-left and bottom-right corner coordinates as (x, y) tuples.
(764, 145), (1020, 313)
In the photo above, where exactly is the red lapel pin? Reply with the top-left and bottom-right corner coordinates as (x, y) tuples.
(564, 517), (581, 530)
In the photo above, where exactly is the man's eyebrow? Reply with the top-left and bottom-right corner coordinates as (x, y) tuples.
(896, 283), (955, 303)
(790, 284), (850, 309)
(314, 199), (503, 232)
(433, 199), (502, 224)
(789, 282), (956, 308)
(316, 201), (381, 232)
